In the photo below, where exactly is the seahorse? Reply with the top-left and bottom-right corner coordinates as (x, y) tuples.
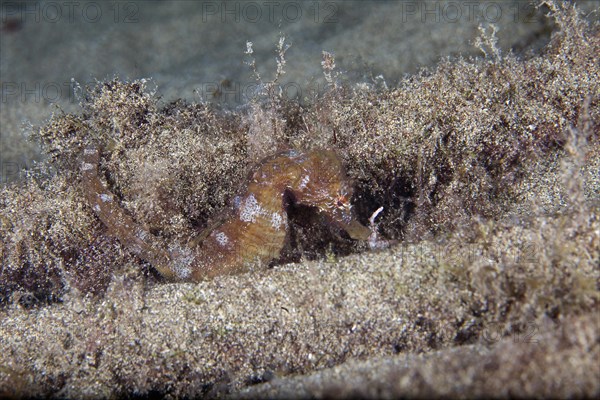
(80, 146), (372, 281)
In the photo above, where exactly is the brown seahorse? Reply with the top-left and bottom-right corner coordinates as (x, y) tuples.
(80, 146), (372, 281)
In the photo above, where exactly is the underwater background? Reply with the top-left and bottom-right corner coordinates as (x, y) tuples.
(4, 0), (599, 182)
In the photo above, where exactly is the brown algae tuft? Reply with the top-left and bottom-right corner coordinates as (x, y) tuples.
(0, 1), (598, 305)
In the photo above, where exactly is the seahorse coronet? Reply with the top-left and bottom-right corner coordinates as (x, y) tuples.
(81, 145), (371, 281)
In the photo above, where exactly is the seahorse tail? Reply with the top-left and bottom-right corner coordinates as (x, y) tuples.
(80, 146), (178, 280)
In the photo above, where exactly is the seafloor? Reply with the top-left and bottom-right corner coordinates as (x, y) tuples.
(1, 1), (599, 398)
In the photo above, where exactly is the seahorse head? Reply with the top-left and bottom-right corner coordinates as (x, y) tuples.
(292, 150), (371, 241)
